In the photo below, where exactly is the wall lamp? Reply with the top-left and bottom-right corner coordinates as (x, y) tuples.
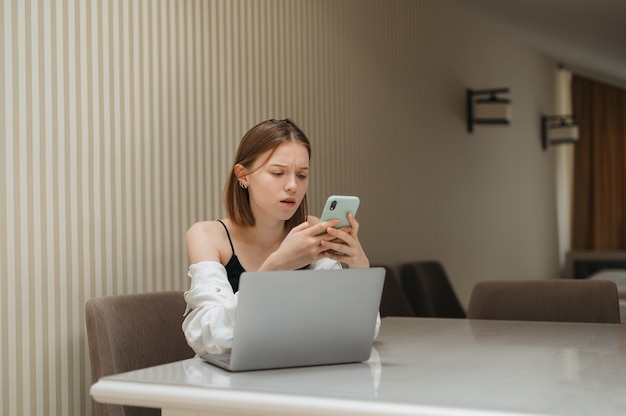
(541, 115), (578, 150)
(466, 88), (512, 133)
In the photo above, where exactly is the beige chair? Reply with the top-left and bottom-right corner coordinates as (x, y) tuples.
(467, 279), (621, 323)
(589, 270), (626, 323)
(373, 264), (415, 318)
(400, 261), (466, 318)
(85, 291), (195, 416)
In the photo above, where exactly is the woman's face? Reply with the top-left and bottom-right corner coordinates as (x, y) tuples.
(241, 141), (310, 223)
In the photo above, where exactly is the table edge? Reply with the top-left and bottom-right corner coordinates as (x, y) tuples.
(90, 378), (546, 416)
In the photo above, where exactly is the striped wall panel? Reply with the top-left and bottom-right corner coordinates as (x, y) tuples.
(0, 1), (388, 414)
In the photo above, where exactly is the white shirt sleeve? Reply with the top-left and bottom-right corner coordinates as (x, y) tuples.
(182, 261), (238, 356)
(309, 257), (343, 270)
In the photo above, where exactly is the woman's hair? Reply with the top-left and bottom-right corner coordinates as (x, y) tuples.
(225, 119), (311, 229)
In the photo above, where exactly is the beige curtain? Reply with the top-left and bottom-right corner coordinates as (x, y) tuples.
(571, 76), (626, 250)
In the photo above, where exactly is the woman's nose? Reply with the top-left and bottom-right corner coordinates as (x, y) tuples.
(285, 175), (297, 192)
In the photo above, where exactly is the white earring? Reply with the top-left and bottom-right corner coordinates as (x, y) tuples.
(239, 182), (248, 189)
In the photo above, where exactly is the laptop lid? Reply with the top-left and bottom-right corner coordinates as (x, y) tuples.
(203, 267), (385, 372)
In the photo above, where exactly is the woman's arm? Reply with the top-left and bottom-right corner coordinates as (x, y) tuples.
(182, 261), (237, 356)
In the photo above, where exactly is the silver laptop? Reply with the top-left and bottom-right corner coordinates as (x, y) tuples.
(201, 267), (385, 372)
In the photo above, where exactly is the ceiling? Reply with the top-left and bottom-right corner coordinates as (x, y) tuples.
(456, 0), (626, 89)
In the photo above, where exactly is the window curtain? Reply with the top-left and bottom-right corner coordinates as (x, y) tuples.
(571, 76), (626, 250)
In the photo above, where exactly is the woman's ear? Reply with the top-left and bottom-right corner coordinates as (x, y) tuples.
(234, 164), (248, 186)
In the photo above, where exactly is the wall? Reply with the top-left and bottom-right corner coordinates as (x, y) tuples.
(0, 0), (559, 415)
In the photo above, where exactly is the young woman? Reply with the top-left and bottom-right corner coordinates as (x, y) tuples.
(182, 119), (376, 356)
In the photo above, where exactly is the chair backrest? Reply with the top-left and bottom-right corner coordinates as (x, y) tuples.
(400, 261), (466, 318)
(85, 291), (195, 416)
(589, 269), (626, 293)
(373, 264), (415, 318)
(467, 279), (621, 323)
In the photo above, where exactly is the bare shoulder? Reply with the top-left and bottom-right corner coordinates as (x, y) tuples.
(186, 220), (229, 264)
(187, 220), (224, 238)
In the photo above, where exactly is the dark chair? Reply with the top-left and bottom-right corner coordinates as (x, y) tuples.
(373, 265), (415, 317)
(400, 261), (465, 318)
(85, 291), (195, 416)
(467, 279), (621, 323)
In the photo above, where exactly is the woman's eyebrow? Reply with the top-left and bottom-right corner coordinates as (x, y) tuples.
(268, 163), (309, 170)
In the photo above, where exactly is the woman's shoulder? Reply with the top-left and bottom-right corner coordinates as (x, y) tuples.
(186, 219), (230, 240)
(186, 219), (231, 264)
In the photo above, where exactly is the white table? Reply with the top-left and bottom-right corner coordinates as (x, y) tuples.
(91, 317), (626, 416)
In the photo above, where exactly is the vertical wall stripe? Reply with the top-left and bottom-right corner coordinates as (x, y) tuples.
(18, 0), (27, 411)
(150, 0), (161, 292)
(0, 0), (7, 410)
(56, 0), (66, 412)
(140, 0), (150, 292)
(4, 1), (15, 415)
(31, 1), (43, 414)
(91, 0), (102, 408)
(42, 1), (53, 413)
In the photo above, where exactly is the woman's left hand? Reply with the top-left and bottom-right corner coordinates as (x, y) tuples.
(319, 213), (370, 268)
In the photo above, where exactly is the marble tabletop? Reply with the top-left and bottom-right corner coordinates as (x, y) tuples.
(91, 317), (626, 416)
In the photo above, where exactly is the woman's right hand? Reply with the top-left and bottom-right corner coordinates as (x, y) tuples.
(260, 219), (343, 271)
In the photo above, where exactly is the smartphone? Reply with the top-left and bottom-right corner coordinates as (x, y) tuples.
(319, 195), (360, 229)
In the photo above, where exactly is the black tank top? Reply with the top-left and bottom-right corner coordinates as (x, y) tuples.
(217, 220), (309, 293)
(217, 220), (245, 292)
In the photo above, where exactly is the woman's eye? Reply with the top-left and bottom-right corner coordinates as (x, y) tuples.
(272, 172), (284, 176)
(298, 174), (308, 179)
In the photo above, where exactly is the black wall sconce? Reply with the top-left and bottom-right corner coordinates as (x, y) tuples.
(467, 88), (512, 133)
(541, 115), (579, 150)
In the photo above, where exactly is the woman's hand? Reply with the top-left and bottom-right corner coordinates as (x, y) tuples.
(259, 218), (344, 271)
(319, 213), (370, 268)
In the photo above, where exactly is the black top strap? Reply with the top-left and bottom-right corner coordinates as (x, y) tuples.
(217, 219), (236, 257)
